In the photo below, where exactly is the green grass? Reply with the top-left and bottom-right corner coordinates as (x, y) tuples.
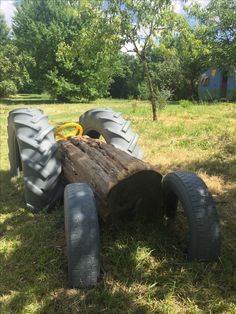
(0, 95), (236, 313)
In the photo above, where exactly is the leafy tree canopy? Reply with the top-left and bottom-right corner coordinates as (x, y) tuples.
(0, 14), (30, 97)
(13, 0), (122, 101)
(110, 53), (143, 99)
(107, 0), (172, 120)
(188, 0), (236, 66)
(0, 43), (32, 97)
(159, 14), (210, 98)
(0, 13), (9, 42)
(110, 10), (209, 101)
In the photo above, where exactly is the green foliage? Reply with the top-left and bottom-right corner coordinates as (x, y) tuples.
(2, 0), (234, 103)
(137, 81), (172, 111)
(0, 14), (9, 42)
(110, 12), (208, 102)
(13, 0), (83, 92)
(108, 6), (209, 103)
(138, 82), (149, 100)
(179, 99), (192, 108)
(156, 88), (173, 111)
(160, 14), (210, 99)
(146, 44), (184, 99)
(107, 0), (172, 120)
(108, 0), (171, 50)
(188, 0), (236, 66)
(0, 44), (31, 97)
(0, 80), (17, 97)
(47, 6), (121, 101)
(13, 0), (122, 101)
(0, 15), (31, 98)
(110, 54), (143, 99)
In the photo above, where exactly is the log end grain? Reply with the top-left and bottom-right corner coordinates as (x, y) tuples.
(107, 170), (163, 223)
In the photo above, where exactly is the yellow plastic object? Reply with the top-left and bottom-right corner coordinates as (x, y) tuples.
(54, 122), (83, 140)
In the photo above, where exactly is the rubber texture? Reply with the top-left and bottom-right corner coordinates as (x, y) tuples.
(7, 108), (63, 212)
(64, 183), (100, 288)
(79, 107), (144, 160)
(162, 171), (220, 261)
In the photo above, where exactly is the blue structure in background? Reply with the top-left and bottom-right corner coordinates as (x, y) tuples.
(198, 67), (236, 101)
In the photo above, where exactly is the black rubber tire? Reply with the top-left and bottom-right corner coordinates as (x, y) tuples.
(7, 108), (42, 177)
(162, 171), (220, 261)
(64, 183), (100, 288)
(7, 108), (63, 212)
(79, 107), (144, 160)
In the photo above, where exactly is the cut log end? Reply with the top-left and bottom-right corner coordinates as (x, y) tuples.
(108, 170), (163, 223)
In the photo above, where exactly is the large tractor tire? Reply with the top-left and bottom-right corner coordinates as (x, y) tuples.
(162, 171), (220, 261)
(64, 183), (100, 288)
(7, 108), (63, 212)
(79, 108), (144, 160)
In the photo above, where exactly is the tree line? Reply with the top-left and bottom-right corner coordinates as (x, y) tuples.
(0, 0), (235, 118)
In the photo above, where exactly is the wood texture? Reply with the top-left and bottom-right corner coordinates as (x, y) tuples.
(59, 137), (163, 222)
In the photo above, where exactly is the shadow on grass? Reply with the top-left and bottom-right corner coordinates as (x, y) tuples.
(166, 137), (236, 182)
(0, 168), (235, 313)
(0, 97), (61, 106)
(0, 170), (66, 313)
(0, 94), (90, 106)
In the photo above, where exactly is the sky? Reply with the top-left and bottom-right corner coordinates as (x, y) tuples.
(173, 0), (209, 14)
(0, 0), (16, 25)
(0, 0), (209, 26)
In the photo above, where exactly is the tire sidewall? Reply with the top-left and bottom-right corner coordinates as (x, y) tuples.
(163, 174), (198, 257)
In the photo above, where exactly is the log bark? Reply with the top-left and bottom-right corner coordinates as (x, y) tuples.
(59, 137), (163, 223)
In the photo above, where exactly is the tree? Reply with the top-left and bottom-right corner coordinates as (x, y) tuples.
(13, 0), (82, 92)
(13, 0), (121, 101)
(107, 0), (171, 121)
(145, 44), (183, 99)
(110, 47), (183, 101)
(160, 14), (210, 99)
(188, 0), (236, 67)
(0, 44), (31, 97)
(0, 14), (9, 42)
(47, 2), (121, 101)
(0, 15), (30, 97)
(109, 54), (143, 99)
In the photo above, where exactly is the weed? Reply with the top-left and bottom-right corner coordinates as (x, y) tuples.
(179, 99), (191, 108)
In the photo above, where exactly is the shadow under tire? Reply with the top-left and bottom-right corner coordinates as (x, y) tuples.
(162, 171), (220, 261)
(7, 108), (63, 212)
(79, 107), (144, 160)
(64, 183), (100, 288)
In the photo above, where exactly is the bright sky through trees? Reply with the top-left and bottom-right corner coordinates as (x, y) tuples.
(0, 0), (210, 26)
(0, 0), (16, 25)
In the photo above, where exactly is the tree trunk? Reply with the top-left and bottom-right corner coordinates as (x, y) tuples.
(190, 77), (197, 100)
(143, 60), (157, 121)
(59, 137), (163, 223)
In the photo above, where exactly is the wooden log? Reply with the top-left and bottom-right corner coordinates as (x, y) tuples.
(58, 137), (163, 223)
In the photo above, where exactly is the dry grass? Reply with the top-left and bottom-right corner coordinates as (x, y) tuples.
(0, 95), (236, 313)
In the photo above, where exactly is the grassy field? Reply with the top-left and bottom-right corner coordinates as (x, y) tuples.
(0, 95), (236, 313)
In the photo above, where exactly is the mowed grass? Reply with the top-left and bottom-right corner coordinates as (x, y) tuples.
(0, 95), (236, 313)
